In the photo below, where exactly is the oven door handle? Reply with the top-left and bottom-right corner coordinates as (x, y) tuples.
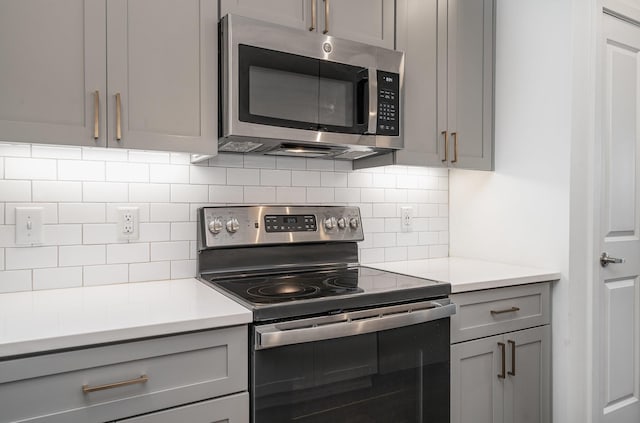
(255, 300), (456, 350)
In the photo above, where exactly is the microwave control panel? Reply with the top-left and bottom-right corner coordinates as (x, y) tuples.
(376, 71), (400, 136)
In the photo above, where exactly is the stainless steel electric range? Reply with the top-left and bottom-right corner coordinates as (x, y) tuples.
(197, 205), (455, 423)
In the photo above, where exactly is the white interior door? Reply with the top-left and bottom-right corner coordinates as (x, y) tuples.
(598, 12), (640, 423)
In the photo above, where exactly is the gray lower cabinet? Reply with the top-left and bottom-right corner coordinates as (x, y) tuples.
(356, 0), (494, 170)
(220, 0), (395, 49)
(450, 283), (551, 423)
(0, 326), (248, 423)
(0, 0), (218, 156)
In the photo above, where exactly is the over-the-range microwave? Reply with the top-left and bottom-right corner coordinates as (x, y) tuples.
(219, 14), (404, 160)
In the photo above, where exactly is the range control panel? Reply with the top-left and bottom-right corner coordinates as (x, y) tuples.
(199, 206), (364, 249)
(376, 70), (400, 136)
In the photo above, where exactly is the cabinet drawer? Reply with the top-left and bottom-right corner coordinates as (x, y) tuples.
(0, 326), (247, 423)
(450, 283), (550, 343)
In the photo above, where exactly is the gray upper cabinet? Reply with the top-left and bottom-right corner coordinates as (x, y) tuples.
(0, 0), (107, 148)
(0, 0), (217, 156)
(107, 0), (218, 154)
(220, 0), (395, 49)
(359, 0), (494, 170)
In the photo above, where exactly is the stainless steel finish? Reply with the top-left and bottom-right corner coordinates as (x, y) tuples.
(322, 0), (330, 34)
(82, 375), (148, 394)
(367, 67), (379, 135)
(220, 14), (404, 159)
(490, 306), (520, 315)
(208, 218), (223, 234)
(498, 342), (506, 379)
(309, 0), (317, 31)
(226, 217), (240, 233)
(508, 339), (516, 376)
(600, 252), (625, 267)
(337, 217), (346, 229)
(324, 216), (337, 230)
(255, 299), (456, 350)
(200, 206), (363, 250)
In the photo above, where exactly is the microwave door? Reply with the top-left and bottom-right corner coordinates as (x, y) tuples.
(238, 45), (320, 131)
(318, 62), (369, 135)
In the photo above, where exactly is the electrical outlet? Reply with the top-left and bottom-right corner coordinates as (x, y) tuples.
(117, 207), (139, 240)
(401, 206), (413, 233)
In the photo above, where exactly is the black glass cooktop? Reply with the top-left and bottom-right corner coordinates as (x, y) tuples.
(201, 266), (450, 322)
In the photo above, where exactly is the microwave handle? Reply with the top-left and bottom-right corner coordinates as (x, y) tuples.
(367, 68), (378, 134)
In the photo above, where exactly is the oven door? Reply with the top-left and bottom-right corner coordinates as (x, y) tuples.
(251, 300), (455, 423)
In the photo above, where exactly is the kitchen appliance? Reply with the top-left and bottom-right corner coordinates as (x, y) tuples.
(197, 205), (455, 423)
(219, 14), (404, 160)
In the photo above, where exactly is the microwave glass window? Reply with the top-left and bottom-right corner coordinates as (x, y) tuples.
(249, 66), (319, 126)
(318, 77), (353, 128)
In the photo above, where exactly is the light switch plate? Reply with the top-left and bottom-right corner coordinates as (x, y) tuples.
(15, 207), (43, 245)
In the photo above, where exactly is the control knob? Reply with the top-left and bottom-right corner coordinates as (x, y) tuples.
(337, 217), (346, 229)
(349, 218), (359, 229)
(226, 217), (240, 233)
(324, 217), (337, 230)
(208, 218), (223, 234)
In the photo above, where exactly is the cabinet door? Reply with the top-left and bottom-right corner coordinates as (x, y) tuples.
(503, 326), (551, 423)
(107, 0), (217, 155)
(451, 334), (504, 423)
(220, 0), (313, 31)
(325, 0), (395, 49)
(447, 0), (494, 170)
(117, 392), (249, 423)
(0, 0), (107, 148)
(392, 0), (446, 167)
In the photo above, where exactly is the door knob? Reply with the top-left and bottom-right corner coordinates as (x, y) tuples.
(600, 252), (625, 267)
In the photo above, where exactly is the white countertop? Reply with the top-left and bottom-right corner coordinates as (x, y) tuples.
(0, 278), (252, 358)
(368, 257), (560, 293)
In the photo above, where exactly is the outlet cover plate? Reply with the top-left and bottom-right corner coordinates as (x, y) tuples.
(400, 206), (413, 233)
(117, 207), (139, 240)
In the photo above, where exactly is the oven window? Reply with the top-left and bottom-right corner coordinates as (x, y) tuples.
(238, 45), (368, 134)
(252, 319), (450, 423)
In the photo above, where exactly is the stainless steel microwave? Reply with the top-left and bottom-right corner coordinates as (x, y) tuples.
(219, 14), (404, 160)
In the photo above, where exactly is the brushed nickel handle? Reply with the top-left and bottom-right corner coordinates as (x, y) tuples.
(323, 0), (329, 34)
(82, 375), (148, 394)
(309, 0), (317, 31)
(508, 340), (516, 376)
(115, 93), (122, 141)
(498, 342), (506, 379)
(451, 131), (458, 163)
(600, 252), (625, 267)
(93, 90), (100, 140)
(441, 131), (449, 162)
(490, 306), (520, 315)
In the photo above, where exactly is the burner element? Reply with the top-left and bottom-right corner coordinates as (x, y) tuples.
(248, 283), (320, 299)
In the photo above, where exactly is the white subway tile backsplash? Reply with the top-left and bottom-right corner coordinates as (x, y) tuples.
(58, 160), (104, 181)
(33, 181), (81, 202)
(5, 158), (56, 180)
(83, 264), (128, 286)
(0, 148), (448, 293)
(59, 203), (105, 224)
(60, 245), (105, 266)
(106, 162), (149, 183)
(170, 184), (208, 203)
(130, 261), (170, 282)
(83, 182), (128, 202)
(33, 267), (82, 290)
(107, 243), (149, 264)
(6, 246), (57, 270)
(0, 180), (31, 202)
(0, 270), (31, 293)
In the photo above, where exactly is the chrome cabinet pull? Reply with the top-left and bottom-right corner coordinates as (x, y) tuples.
(490, 306), (520, 315)
(82, 375), (148, 394)
(508, 340), (516, 376)
(451, 131), (458, 163)
(323, 0), (330, 34)
(93, 90), (100, 140)
(441, 131), (449, 162)
(600, 252), (625, 267)
(498, 342), (506, 379)
(309, 0), (317, 31)
(115, 93), (122, 141)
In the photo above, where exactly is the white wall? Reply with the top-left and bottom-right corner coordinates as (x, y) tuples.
(0, 144), (449, 293)
(450, 0), (579, 421)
